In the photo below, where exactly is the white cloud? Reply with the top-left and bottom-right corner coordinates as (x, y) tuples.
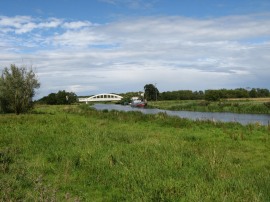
(38, 18), (63, 28)
(0, 14), (270, 98)
(99, 0), (156, 9)
(0, 16), (62, 34)
(67, 85), (98, 93)
(62, 21), (93, 29)
(0, 15), (32, 27)
(51, 28), (107, 47)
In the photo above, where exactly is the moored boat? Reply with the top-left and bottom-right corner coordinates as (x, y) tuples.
(130, 99), (147, 107)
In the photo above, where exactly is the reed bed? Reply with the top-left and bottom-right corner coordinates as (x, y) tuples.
(148, 100), (270, 114)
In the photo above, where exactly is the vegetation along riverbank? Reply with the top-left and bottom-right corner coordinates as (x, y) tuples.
(1, 104), (269, 201)
(147, 98), (270, 114)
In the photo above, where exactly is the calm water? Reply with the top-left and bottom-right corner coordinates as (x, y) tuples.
(92, 103), (270, 126)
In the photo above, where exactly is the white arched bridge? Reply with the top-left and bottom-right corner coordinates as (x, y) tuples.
(78, 93), (123, 103)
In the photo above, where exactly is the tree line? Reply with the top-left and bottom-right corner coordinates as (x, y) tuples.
(143, 85), (270, 101)
(158, 88), (269, 101)
(121, 85), (269, 102)
(159, 90), (204, 100)
(204, 88), (270, 101)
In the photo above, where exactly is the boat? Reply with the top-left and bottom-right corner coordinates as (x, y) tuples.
(130, 99), (147, 107)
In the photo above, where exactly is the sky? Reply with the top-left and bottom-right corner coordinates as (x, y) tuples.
(0, 0), (270, 98)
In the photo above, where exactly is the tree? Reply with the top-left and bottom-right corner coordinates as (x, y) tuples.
(38, 90), (77, 105)
(257, 88), (270, 97)
(144, 84), (159, 101)
(55, 90), (77, 104)
(205, 90), (221, 101)
(0, 64), (40, 114)
(38, 93), (57, 105)
(249, 88), (258, 98)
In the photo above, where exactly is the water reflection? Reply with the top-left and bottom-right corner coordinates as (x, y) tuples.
(92, 104), (270, 126)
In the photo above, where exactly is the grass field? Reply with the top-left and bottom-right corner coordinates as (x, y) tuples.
(1, 104), (270, 201)
(148, 99), (270, 114)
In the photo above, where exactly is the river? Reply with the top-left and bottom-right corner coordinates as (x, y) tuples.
(92, 103), (270, 126)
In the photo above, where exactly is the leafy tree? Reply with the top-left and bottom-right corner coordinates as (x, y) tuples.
(56, 90), (77, 104)
(249, 88), (258, 98)
(38, 93), (57, 105)
(205, 90), (221, 101)
(38, 90), (77, 105)
(144, 84), (159, 101)
(234, 88), (249, 98)
(257, 88), (269, 97)
(193, 90), (205, 100)
(0, 64), (40, 114)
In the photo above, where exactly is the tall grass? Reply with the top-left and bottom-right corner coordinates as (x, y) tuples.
(148, 100), (270, 114)
(0, 104), (269, 201)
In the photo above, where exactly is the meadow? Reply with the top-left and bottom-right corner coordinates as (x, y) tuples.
(0, 104), (270, 201)
(148, 98), (270, 114)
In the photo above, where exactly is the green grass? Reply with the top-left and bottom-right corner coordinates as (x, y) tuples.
(1, 104), (270, 201)
(148, 99), (270, 114)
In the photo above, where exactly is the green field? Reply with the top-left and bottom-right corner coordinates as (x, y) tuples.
(148, 98), (270, 114)
(1, 104), (270, 201)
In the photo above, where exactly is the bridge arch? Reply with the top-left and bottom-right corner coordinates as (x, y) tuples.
(78, 93), (123, 103)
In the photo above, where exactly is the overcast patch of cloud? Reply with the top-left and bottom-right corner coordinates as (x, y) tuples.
(0, 14), (270, 98)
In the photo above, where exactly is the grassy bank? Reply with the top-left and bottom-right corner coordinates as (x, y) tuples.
(148, 98), (270, 114)
(1, 104), (270, 201)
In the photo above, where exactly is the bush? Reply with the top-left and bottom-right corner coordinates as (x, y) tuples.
(198, 101), (210, 106)
(264, 102), (270, 109)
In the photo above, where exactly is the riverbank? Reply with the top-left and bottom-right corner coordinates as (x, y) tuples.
(1, 104), (269, 201)
(147, 98), (270, 114)
(93, 103), (270, 125)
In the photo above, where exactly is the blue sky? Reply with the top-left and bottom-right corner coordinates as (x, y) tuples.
(0, 0), (270, 98)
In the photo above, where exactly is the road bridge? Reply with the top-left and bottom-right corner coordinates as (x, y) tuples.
(78, 93), (123, 103)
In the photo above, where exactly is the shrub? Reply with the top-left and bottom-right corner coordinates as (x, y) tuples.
(264, 102), (270, 109)
(198, 101), (210, 106)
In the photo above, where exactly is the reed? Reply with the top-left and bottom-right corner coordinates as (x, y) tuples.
(148, 100), (270, 114)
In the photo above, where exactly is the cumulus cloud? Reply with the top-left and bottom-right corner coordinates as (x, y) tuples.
(0, 14), (270, 98)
